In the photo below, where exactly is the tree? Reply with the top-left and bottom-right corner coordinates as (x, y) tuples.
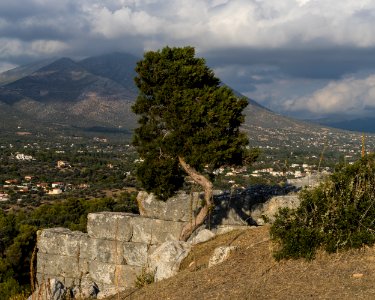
(132, 46), (256, 240)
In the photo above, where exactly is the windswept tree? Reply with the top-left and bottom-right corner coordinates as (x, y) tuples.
(132, 46), (256, 240)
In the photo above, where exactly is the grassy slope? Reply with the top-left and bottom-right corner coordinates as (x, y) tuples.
(106, 226), (375, 300)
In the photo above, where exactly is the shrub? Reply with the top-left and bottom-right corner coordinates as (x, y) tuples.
(271, 155), (375, 260)
(135, 268), (155, 288)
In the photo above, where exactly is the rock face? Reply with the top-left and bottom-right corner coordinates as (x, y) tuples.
(34, 183), (303, 298)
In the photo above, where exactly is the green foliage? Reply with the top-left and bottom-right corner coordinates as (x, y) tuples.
(135, 267), (155, 288)
(271, 155), (375, 260)
(132, 46), (251, 199)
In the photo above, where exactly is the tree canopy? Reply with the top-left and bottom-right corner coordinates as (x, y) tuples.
(133, 46), (250, 197)
(132, 46), (255, 239)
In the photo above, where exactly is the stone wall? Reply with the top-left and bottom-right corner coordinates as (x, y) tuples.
(36, 212), (186, 294)
(34, 184), (302, 297)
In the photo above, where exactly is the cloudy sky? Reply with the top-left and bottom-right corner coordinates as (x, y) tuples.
(1, 0), (375, 119)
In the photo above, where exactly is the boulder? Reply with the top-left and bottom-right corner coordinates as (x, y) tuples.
(148, 241), (191, 282)
(189, 229), (216, 245)
(251, 195), (300, 225)
(208, 246), (237, 268)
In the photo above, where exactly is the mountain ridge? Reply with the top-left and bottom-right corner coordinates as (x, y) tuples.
(0, 52), (364, 139)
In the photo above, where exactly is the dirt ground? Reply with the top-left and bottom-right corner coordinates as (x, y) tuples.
(105, 226), (375, 300)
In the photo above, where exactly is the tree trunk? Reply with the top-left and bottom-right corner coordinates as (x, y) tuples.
(178, 156), (213, 241)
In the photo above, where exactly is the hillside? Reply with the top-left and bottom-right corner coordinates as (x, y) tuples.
(0, 52), (373, 149)
(106, 226), (375, 300)
(0, 54), (138, 132)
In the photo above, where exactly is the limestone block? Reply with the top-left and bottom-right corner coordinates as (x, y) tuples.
(80, 237), (124, 264)
(38, 228), (88, 256)
(89, 261), (142, 287)
(137, 191), (202, 222)
(123, 242), (149, 266)
(251, 195), (300, 224)
(87, 212), (135, 241)
(37, 253), (89, 279)
(131, 216), (186, 244)
(148, 241), (191, 282)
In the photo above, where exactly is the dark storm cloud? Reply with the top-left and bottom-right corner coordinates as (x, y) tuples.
(205, 47), (375, 80)
(1, 0), (375, 118)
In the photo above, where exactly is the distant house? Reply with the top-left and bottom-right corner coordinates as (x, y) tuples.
(0, 193), (10, 201)
(52, 182), (64, 188)
(48, 188), (62, 195)
(5, 179), (18, 184)
(37, 183), (49, 191)
(15, 153), (34, 161)
(57, 160), (71, 168)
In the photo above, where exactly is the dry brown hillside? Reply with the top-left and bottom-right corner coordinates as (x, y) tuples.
(105, 226), (375, 300)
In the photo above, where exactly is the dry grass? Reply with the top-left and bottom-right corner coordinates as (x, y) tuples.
(104, 226), (375, 300)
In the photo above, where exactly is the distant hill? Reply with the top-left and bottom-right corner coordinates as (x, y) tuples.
(0, 52), (363, 142)
(0, 53), (139, 133)
(0, 58), (56, 86)
(79, 52), (139, 96)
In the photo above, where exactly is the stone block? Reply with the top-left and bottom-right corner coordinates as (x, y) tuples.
(137, 191), (202, 222)
(87, 212), (135, 241)
(89, 261), (142, 287)
(80, 237), (125, 264)
(37, 253), (89, 279)
(123, 242), (149, 266)
(38, 228), (88, 256)
(131, 216), (186, 244)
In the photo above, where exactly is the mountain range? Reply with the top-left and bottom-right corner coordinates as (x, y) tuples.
(0, 52), (370, 140)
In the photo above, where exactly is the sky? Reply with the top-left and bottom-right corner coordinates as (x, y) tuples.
(1, 0), (375, 120)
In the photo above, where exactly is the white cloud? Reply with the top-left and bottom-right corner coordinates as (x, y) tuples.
(2, 0), (375, 119)
(283, 74), (375, 116)
(2, 0), (375, 55)
(86, 5), (166, 38)
(0, 38), (69, 58)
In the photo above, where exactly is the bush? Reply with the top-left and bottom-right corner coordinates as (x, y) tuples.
(271, 155), (375, 260)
